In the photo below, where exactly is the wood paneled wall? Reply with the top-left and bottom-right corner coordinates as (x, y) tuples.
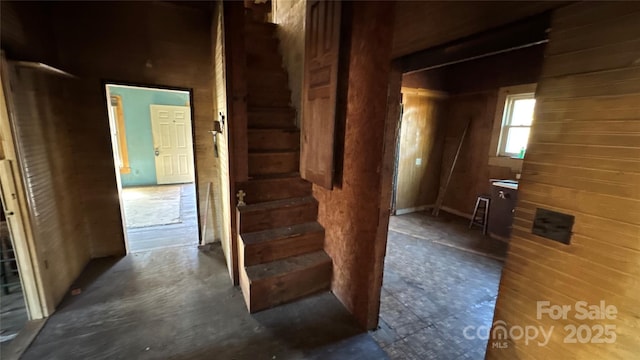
(392, 1), (562, 57)
(487, 3), (640, 358)
(404, 46), (544, 216)
(6, 67), (92, 314)
(394, 89), (446, 212)
(1, 1), (220, 310)
(46, 2), (218, 256)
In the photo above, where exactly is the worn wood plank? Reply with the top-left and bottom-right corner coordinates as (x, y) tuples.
(237, 196), (318, 233)
(244, 250), (331, 312)
(300, 0), (341, 189)
(241, 222), (324, 266)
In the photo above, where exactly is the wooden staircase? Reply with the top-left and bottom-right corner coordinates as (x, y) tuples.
(236, 12), (332, 313)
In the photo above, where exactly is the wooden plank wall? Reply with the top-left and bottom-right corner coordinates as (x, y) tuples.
(212, 1), (235, 282)
(487, 3), (640, 358)
(392, 1), (563, 57)
(6, 67), (92, 314)
(394, 89), (446, 212)
(46, 2), (218, 256)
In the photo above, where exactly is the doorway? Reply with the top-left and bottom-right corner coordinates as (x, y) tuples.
(105, 84), (199, 253)
(373, 75), (510, 359)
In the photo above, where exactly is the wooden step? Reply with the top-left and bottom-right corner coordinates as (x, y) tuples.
(237, 196), (317, 233)
(248, 107), (296, 129)
(241, 222), (324, 266)
(240, 250), (332, 312)
(245, 21), (277, 38)
(248, 91), (291, 108)
(247, 70), (288, 89)
(245, 36), (279, 55)
(237, 174), (310, 204)
(248, 128), (299, 151)
(246, 52), (283, 70)
(248, 151), (299, 176)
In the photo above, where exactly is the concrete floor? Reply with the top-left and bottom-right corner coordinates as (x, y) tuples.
(22, 244), (387, 360)
(372, 211), (507, 359)
(124, 183), (199, 253)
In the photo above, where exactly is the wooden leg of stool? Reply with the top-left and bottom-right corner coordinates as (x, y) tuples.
(470, 197), (480, 229)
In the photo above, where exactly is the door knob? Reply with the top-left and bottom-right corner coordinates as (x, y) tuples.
(154, 147), (160, 156)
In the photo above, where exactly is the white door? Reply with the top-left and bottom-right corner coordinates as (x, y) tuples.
(150, 105), (195, 184)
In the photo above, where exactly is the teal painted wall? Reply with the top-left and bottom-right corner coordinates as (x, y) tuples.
(108, 86), (190, 187)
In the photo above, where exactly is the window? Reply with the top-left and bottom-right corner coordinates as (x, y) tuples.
(108, 95), (131, 174)
(498, 93), (535, 158)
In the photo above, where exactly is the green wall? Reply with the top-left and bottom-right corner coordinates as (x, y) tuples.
(107, 85), (190, 187)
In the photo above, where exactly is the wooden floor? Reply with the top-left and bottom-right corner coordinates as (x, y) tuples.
(21, 244), (387, 359)
(124, 183), (199, 253)
(373, 211), (507, 359)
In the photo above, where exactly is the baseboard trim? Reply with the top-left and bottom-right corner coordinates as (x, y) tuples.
(440, 206), (473, 220)
(394, 204), (434, 215)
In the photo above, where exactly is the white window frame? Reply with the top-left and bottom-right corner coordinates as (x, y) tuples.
(498, 92), (535, 157)
(487, 83), (536, 172)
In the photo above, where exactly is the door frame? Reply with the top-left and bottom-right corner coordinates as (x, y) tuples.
(0, 55), (47, 319)
(102, 81), (202, 252)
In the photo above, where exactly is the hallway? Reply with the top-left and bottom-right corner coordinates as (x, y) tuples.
(22, 244), (387, 360)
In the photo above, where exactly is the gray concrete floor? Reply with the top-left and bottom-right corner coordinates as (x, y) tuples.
(373, 211), (507, 359)
(22, 244), (387, 360)
(124, 183), (199, 253)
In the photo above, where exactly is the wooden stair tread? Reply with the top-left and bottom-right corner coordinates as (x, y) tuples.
(248, 149), (298, 154)
(245, 250), (331, 281)
(242, 222), (323, 245)
(248, 172), (301, 180)
(239, 196), (315, 214)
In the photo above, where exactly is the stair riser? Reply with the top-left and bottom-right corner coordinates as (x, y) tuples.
(248, 112), (296, 128)
(248, 84), (290, 96)
(245, 261), (332, 312)
(248, 152), (299, 176)
(249, 98), (290, 108)
(248, 91), (291, 108)
(246, 53), (283, 71)
(246, 40), (279, 57)
(239, 202), (317, 233)
(248, 130), (299, 151)
(242, 231), (324, 266)
(245, 22), (277, 36)
(237, 177), (310, 204)
(247, 72), (288, 87)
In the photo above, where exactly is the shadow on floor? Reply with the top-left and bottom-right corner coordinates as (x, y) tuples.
(22, 244), (386, 360)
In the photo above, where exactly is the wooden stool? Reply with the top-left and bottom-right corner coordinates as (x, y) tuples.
(469, 195), (490, 235)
